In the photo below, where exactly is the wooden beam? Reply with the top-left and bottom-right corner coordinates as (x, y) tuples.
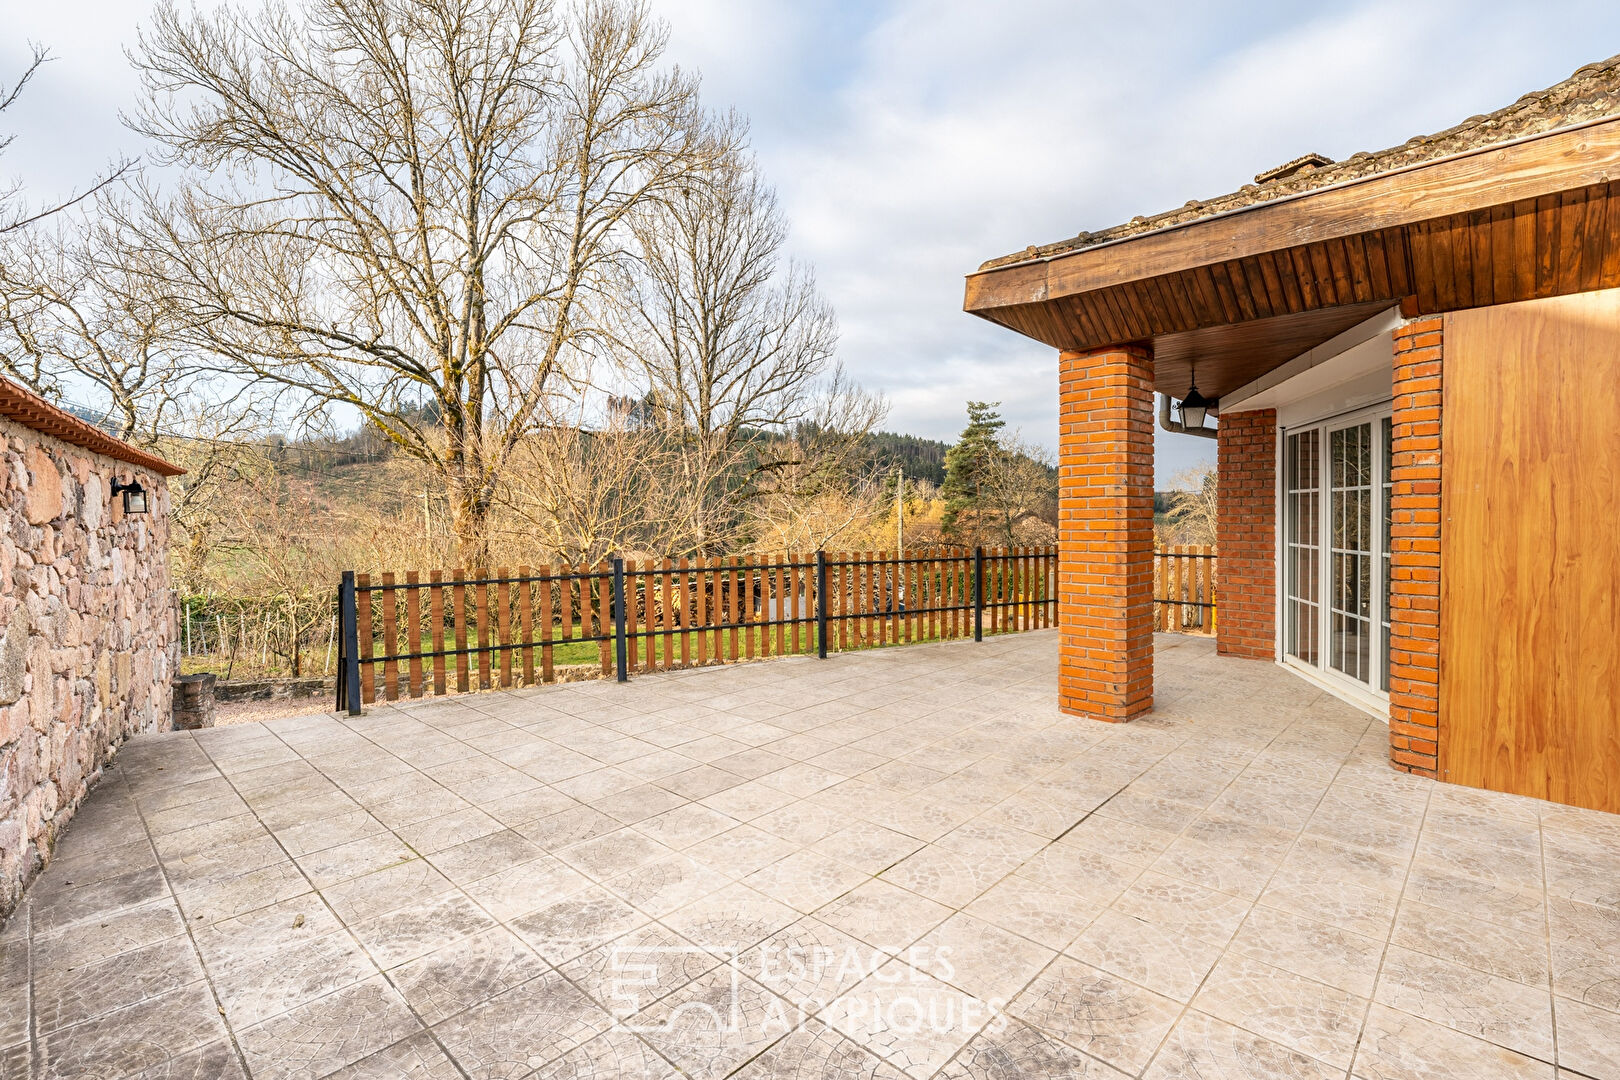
(966, 116), (1620, 313)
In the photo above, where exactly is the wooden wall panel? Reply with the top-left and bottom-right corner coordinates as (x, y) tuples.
(1439, 290), (1620, 812)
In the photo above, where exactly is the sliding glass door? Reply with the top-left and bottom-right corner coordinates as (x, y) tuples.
(1282, 406), (1392, 696)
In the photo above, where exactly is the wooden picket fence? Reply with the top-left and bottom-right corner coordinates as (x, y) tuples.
(1155, 544), (1216, 634)
(335, 547), (1057, 710)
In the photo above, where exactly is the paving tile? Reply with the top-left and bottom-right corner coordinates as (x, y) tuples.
(1373, 944), (1554, 1062)
(325, 1030), (464, 1079)
(1066, 907), (1223, 1003)
(741, 916), (887, 1015)
(29, 865), (170, 934)
(461, 854), (593, 923)
(388, 926), (549, 1026)
(559, 922), (719, 1020)
(296, 833), (419, 889)
(33, 899), (185, 971)
(822, 960), (994, 1078)
(734, 1017), (909, 1079)
(1392, 899), (1550, 985)
(879, 846), (1022, 909)
(510, 883), (652, 964)
(1553, 996), (1620, 1079)
(633, 966), (794, 1079)
(662, 882), (803, 957)
(743, 849), (870, 913)
(1192, 952), (1368, 1069)
(557, 828), (677, 881)
(632, 804), (741, 850)
(963, 874), (1101, 951)
(209, 928), (379, 1027)
(1007, 954), (1183, 1075)
(818, 880), (954, 955)
(33, 935), (207, 1035)
(431, 970), (614, 1077)
(320, 859), (455, 924)
(125, 1039), (249, 1080)
(237, 976), (423, 1080)
(1111, 872), (1253, 948)
(394, 806), (505, 855)
(937, 1017), (1129, 1079)
(594, 855), (725, 920)
(35, 982), (227, 1080)
(532, 1025), (680, 1079)
(1352, 1003), (1555, 1080)
(351, 890), (498, 969)
(1229, 904), (1385, 998)
(911, 912), (1056, 1004)
(1144, 1009), (1345, 1080)
(428, 829), (546, 886)
(686, 825), (801, 878)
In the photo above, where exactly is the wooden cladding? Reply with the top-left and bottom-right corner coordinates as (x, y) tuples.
(343, 548), (1057, 706)
(978, 180), (1620, 402)
(1438, 292), (1620, 814)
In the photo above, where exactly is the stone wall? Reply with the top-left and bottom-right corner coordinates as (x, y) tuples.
(0, 416), (177, 919)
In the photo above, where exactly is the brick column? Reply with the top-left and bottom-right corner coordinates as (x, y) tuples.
(1215, 409), (1277, 659)
(1057, 345), (1155, 722)
(1388, 317), (1443, 776)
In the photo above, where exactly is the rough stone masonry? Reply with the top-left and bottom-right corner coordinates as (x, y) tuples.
(0, 413), (178, 920)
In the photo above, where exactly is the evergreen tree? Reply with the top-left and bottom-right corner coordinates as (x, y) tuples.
(940, 401), (1006, 537)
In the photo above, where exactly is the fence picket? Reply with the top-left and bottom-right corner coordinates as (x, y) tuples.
(406, 571), (423, 697)
(430, 571), (446, 695)
(452, 570), (469, 692)
(357, 573), (375, 704)
(496, 569), (513, 688)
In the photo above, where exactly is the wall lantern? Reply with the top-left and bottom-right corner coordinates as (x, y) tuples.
(1178, 385), (1216, 429)
(111, 478), (149, 515)
(1178, 362), (1218, 430)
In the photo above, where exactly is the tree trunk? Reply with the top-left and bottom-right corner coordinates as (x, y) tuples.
(450, 480), (493, 570)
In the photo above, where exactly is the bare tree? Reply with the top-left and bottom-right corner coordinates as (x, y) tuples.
(1162, 463), (1217, 547)
(121, 0), (729, 566)
(0, 200), (192, 441)
(0, 45), (134, 234)
(974, 431), (1059, 546)
(616, 147), (868, 548)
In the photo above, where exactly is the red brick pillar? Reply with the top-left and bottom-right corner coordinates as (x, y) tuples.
(1057, 345), (1155, 722)
(1388, 317), (1444, 776)
(1215, 409), (1277, 659)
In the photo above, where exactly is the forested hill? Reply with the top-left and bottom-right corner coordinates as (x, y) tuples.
(861, 431), (950, 485)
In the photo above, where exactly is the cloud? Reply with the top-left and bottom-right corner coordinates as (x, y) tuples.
(7, 0), (1620, 481)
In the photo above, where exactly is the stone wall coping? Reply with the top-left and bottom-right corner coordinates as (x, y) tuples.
(0, 377), (184, 477)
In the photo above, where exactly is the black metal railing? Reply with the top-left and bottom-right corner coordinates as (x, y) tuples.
(336, 546), (1057, 713)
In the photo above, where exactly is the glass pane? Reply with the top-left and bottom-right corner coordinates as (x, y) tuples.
(1329, 423), (1374, 685)
(1284, 429), (1320, 666)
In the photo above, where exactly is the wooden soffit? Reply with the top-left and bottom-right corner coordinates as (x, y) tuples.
(966, 116), (1620, 400)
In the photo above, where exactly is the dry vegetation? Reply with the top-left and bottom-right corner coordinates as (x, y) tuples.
(0, 0), (1059, 681)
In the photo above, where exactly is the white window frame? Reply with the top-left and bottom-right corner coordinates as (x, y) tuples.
(1277, 400), (1393, 717)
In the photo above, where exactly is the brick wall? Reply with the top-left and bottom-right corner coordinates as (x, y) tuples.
(1387, 317), (1444, 776)
(1056, 345), (1155, 722)
(1215, 409), (1277, 659)
(0, 417), (177, 920)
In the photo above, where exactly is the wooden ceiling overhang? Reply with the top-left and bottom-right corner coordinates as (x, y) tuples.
(964, 115), (1620, 402)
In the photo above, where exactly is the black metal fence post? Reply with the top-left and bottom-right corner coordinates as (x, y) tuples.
(338, 570), (361, 715)
(972, 547), (985, 643)
(611, 557), (629, 682)
(815, 550), (829, 659)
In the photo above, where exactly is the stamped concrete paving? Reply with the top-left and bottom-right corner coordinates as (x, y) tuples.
(3, 631), (1619, 1079)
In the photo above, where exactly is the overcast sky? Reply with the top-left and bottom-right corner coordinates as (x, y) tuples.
(5, 0), (1619, 482)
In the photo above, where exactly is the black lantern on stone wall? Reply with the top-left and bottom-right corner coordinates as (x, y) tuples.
(111, 478), (149, 515)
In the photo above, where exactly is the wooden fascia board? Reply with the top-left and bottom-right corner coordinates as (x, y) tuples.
(964, 115), (1620, 314)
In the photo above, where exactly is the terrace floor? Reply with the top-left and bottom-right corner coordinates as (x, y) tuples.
(3, 632), (1618, 1080)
